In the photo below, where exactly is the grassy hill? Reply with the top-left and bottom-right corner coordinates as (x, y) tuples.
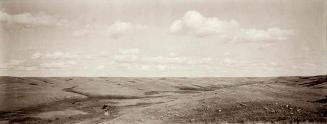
(0, 75), (326, 123)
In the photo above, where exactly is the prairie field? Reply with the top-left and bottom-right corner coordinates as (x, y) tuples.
(0, 75), (326, 124)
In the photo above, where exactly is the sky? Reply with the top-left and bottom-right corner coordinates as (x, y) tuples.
(0, 0), (326, 77)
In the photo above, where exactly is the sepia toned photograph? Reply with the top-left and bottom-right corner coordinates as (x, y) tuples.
(0, 0), (326, 123)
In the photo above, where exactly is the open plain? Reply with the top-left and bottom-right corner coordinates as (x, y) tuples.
(0, 75), (326, 124)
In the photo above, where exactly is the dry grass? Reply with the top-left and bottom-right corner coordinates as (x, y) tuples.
(0, 75), (326, 123)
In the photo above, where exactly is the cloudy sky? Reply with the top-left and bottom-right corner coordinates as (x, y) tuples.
(0, 0), (326, 77)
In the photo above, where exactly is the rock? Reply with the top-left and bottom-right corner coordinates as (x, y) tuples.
(104, 111), (109, 116)
(240, 103), (247, 106)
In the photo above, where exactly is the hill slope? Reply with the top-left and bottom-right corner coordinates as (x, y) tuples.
(0, 76), (326, 123)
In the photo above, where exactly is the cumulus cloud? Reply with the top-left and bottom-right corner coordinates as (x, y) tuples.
(170, 10), (294, 41)
(170, 10), (239, 37)
(0, 11), (69, 28)
(107, 21), (147, 39)
(236, 28), (294, 41)
(71, 21), (147, 38)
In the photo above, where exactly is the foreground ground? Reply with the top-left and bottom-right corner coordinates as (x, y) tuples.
(0, 75), (326, 123)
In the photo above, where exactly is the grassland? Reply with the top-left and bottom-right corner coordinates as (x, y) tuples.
(0, 75), (326, 123)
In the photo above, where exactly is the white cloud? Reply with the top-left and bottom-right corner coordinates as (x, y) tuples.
(118, 48), (140, 55)
(157, 65), (167, 71)
(222, 58), (236, 64)
(30, 52), (79, 59)
(72, 25), (91, 37)
(39, 60), (76, 69)
(169, 52), (177, 57)
(7, 60), (25, 66)
(0, 64), (6, 69)
(236, 28), (294, 41)
(4, 49), (325, 76)
(14, 66), (38, 71)
(107, 21), (147, 39)
(114, 48), (140, 63)
(2, 58), (77, 70)
(170, 10), (239, 37)
(301, 46), (311, 52)
(1, 59), (36, 70)
(96, 65), (105, 70)
(112, 48), (216, 67)
(140, 65), (150, 70)
(0, 11), (10, 21)
(170, 10), (294, 41)
(142, 56), (188, 64)
(114, 54), (138, 63)
(30, 53), (42, 59)
(71, 21), (147, 38)
(0, 11), (69, 28)
(40, 62), (66, 69)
